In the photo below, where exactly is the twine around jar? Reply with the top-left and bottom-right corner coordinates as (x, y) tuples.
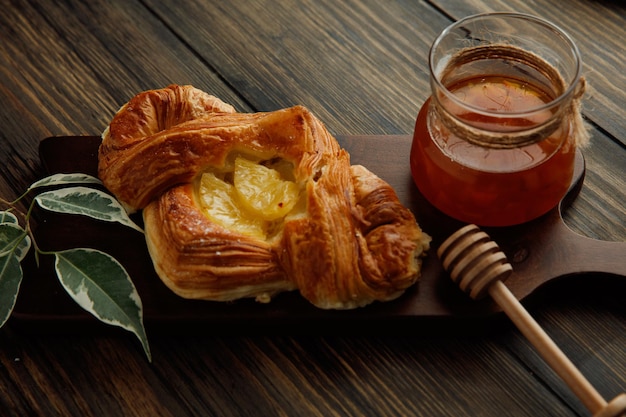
(433, 44), (590, 149)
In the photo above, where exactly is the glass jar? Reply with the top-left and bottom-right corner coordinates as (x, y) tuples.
(410, 13), (587, 227)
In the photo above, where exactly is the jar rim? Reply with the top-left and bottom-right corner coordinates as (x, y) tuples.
(429, 12), (583, 118)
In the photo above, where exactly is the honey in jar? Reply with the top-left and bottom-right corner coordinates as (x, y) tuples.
(410, 13), (586, 227)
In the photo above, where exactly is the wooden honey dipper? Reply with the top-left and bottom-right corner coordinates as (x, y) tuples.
(438, 224), (626, 417)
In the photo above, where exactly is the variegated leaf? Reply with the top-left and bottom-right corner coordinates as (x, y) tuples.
(0, 211), (19, 225)
(0, 253), (22, 328)
(54, 248), (151, 361)
(35, 187), (143, 233)
(0, 223), (31, 261)
(28, 173), (102, 191)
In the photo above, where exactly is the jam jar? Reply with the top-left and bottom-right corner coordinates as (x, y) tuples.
(410, 13), (588, 227)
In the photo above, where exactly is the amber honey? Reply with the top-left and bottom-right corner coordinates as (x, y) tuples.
(410, 75), (576, 226)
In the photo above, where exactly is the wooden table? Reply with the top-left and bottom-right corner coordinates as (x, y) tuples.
(1, 1), (624, 416)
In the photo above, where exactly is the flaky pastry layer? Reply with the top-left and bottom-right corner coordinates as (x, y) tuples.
(99, 85), (430, 309)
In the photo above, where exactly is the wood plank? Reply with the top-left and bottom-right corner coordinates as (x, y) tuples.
(0, 1), (624, 416)
(0, 0), (249, 194)
(144, 0), (626, 148)
(0, 327), (578, 416)
(430, 0), (626, 146)
(0, 327), (185, 416)
(562, 132), (626, 241)
(148, 334), (579, 416)
(498, 278), (626, 415)
(142, 0), (450, 135)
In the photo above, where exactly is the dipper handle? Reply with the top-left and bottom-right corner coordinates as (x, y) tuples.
(438, 224), (625, 417)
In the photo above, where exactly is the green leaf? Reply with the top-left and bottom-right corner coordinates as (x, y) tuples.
(0, 223), (29, 327)
(0, 211), (19, 225)
(0, 253), (23, 328)
(0, 223), (31, 262)
(28, 173), (102, 191)
(34, 187), (143, 233)
(54, 248), (151, 361)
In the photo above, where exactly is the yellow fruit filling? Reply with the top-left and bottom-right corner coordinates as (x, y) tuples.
(198, 156), (301, 239)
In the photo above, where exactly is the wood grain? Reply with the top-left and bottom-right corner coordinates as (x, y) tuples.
(1, 1), (625, 416)
(13, 135), (623, 337)
(0, 0), (249, 193)
(142, 0), (449, 135)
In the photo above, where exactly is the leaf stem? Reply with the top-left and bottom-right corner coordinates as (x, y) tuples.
(10, 188), (32, 206)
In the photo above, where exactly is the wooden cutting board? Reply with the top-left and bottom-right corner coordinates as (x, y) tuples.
(10, 135), (626, 334)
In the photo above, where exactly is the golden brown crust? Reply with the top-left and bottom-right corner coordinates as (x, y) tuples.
(99, 89), (336, 212)
(281, 163), (429, 309)
(99, 85), (430, 309)
(98, 84), (236, 211)
(101, 84), (236, 150)
(143, 184), (295, 302)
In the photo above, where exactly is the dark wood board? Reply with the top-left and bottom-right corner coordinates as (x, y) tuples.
(10, 135), (626, 334)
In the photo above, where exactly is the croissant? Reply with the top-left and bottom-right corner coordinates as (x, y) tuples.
(98, 85), (430, 309)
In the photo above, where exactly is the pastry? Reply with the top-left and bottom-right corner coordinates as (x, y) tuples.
(99, 84), (430, 309)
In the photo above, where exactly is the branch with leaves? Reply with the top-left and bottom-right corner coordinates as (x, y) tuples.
(0, 174), (151, 362)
